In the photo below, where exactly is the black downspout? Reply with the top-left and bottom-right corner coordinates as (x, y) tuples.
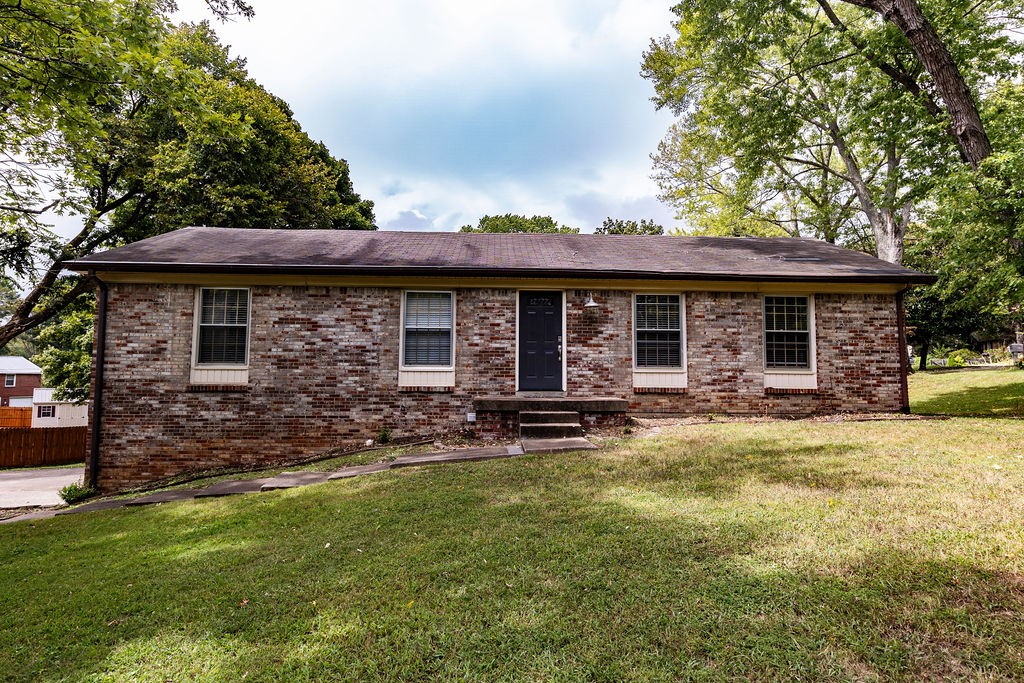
(896, 288), (911, 414)
(88, 274), (108, 489)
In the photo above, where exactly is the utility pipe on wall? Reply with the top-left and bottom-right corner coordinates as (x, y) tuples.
(87, 274), (108, 489)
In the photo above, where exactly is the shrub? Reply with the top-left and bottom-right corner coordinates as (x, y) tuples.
(378, 427), (392, 445)
(59, 481), (95, 504)
(1016, 356), (1024, 371)
(946, 348), (975, 368)
(989, 347), (1011, 363)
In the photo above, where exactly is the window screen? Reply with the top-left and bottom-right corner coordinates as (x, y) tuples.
(404, 292), (453, 366)
(764, 296), (810, 369)
(197, 288), (249, 365)
(635, 294), (682, 368)
(4, 374), (14, 387)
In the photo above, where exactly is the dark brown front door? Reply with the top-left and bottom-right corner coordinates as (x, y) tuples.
(519, 291), (562, 391)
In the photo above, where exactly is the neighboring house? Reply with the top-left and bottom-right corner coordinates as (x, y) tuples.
(66, 227), (933, 491)
(0, 356), (43, 407)
(30, 388), (89, 428)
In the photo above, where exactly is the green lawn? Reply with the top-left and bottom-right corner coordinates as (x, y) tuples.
(2, 411), (1024, 680)
(909, 365), (1024, 417)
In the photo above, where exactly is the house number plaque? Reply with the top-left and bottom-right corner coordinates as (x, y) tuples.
(528, 296), (554, 306)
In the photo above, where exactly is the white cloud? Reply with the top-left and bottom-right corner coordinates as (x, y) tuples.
(173, 0), (681, 233)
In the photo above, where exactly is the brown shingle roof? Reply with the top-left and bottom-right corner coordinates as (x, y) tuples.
(65, 226), (935, 284)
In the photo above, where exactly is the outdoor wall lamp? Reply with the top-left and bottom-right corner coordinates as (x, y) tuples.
(583, 292), (600, 308)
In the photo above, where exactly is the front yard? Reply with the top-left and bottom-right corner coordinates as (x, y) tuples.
(1, 370), (1023, 680)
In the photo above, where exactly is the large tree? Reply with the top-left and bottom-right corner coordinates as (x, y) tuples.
(643, 0), (1021, 264)
(0, 13), (375, 349)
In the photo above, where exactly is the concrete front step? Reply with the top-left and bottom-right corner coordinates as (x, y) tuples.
(519, 410), (580, 424)
(519, 422), (583, 439)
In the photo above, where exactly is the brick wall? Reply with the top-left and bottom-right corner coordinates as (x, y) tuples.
(89, 283), (903, 490)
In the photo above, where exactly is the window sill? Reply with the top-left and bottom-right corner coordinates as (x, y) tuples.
(633, 387), (688, 394)
(187, 384), (250, 393)
(398, 386), (454, 393)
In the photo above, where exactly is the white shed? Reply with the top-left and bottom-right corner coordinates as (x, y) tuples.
(31, 388), (89, 428)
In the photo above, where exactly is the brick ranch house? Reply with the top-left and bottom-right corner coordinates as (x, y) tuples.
(67, 227), (933, 491)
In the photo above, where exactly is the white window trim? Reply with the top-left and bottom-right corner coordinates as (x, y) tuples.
(191, 287), (252, 370)
(4, 374), (14, 387)
(190, 287), (251, 386)
(399, 290), (456, 388)
(37, 405), (55, 418)
(763, 294), (817, 389)
(632, 292), (687, 389)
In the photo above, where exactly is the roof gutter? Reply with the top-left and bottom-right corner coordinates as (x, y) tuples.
(896, 288), (911, 414)
(87, 274), (108, 490)
(63, 261), (939, 286)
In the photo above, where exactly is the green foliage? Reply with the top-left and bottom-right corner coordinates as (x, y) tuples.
(946, 349), (976, 368)
(642, 0), (1022, 262)
(33, 292), (94, 403)
(919, 81), (1024, 313)
(1, 13), (375, 350)
(596, 218), (664, 235)
(377, 427), (392, 445)
(58, 482), (96, 505)
(459, 214), (578, 234)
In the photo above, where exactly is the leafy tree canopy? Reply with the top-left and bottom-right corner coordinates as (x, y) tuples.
(643, 0), (1022, 264)
(0, 7), (375, 350)
(596, 218), (664, 235)
(459, 214), (579, 234)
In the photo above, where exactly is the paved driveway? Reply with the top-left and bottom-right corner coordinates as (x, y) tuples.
(0, 467), (84, 508)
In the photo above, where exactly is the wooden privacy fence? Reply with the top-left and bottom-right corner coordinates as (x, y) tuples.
(0, 407), (32, 428)
(0, 427), (87, 468)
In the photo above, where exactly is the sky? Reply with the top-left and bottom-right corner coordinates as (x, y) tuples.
(173, 0), (681, 233)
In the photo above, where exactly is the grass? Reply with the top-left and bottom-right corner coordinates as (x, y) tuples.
(910, 365), (1024, 417)
(2, 413), (1024, 680)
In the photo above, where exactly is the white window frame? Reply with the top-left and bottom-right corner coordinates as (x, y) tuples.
(4, 374), (14, 387)
(37, 405), (55, 418)
(763, 294), (817, 389)
(399, 290), (456, 388)
(191, 287), (251, 369)
(190, 287), (251, 386)
(632, 292), (687, 389)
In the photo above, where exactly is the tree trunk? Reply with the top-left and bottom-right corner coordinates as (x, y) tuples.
(842, 0), (992, 168)
(918, 339), (929, 371)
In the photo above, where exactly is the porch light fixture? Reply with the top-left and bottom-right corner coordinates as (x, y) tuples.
(583, 292), (600, 308)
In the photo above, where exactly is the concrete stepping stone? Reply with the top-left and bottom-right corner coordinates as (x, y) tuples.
(520, 437), (598, 454)
(390, 444), (524, 469)
(327, 463), (390, 480)
(57, 499), (129, 515)
(194, 478), (271, 497)
(260, 471), (333, 491)
(125, 489), (202, 506)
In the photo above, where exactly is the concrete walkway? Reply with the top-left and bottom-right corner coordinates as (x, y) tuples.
(0, 467), (84, 508)
(0, 438), (594, 525)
